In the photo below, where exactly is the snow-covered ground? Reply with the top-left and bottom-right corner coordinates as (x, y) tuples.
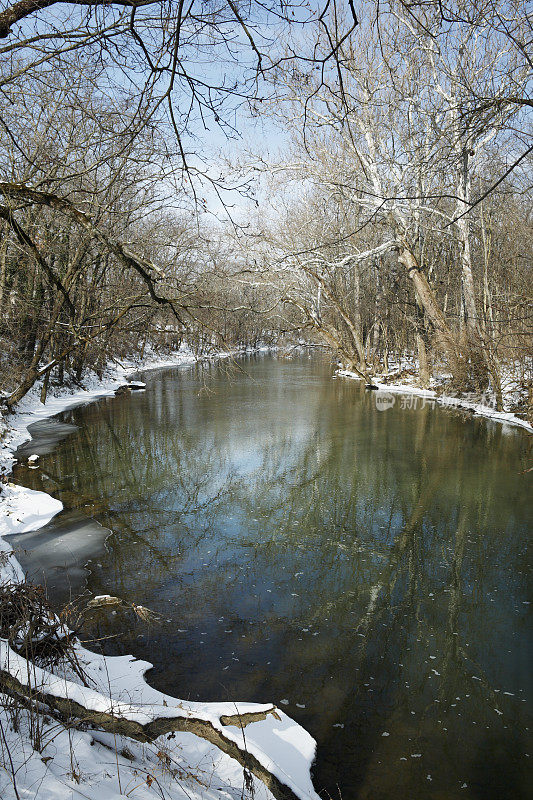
(336, 364), (533, 434)
(0, 346), (318, 800)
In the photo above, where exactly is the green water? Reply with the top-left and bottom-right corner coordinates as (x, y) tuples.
(12, 354), (532, 799)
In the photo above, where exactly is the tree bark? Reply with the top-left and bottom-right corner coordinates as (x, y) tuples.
(456, 148), (490, 391)
(0, 223), (8, 311)
(414, 289), (430, 388)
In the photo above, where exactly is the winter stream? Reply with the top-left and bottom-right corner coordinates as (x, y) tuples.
(10, 353), (532, 799)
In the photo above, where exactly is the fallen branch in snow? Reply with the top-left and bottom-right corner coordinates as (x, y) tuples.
(0, 664), (302, 800)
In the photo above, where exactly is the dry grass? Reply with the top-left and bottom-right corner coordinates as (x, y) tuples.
(0, 581), (86, 681)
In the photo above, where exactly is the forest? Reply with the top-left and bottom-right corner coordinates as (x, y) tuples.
(0, 0), (530, 417)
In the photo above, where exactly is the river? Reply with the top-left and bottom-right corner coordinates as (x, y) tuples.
(11, 353), (532, 800)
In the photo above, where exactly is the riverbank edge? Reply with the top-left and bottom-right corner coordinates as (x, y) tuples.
(336, 369), (533, 434)
(0, 346), (320, 800)
(0, 346), (262, 475)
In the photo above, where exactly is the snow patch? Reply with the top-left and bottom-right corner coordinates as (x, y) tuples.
(337, 370), (532, 433)
(0, 484), (63, 538)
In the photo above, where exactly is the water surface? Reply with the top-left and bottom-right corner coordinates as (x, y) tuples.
(12, 354), (532, 800)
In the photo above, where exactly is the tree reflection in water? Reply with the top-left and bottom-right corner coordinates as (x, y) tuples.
(13, 354), (532, 800)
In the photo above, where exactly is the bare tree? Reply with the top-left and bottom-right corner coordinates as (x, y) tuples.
(250, 0), (531, 396)
(0, 0), (358, 406)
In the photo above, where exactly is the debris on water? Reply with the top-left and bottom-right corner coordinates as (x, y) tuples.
(87, 594), (121, 608)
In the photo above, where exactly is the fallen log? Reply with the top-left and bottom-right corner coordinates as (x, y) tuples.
(0, 667), (303, 800)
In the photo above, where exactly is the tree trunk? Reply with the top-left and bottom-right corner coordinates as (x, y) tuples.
(398, 245), (466, 385)
(456, 148), (489, 391)
(0, 223), (8, 311)
(352, 258), (364, 367)
(40, 368), (50, 404)
(414, 290), (430, 388)
(416, 332), (430, 389)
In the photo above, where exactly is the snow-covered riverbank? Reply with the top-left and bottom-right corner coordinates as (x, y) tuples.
(1, 347), (209, 477)
(336, 368), (533, 434)
(0, 347), (318, 800)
